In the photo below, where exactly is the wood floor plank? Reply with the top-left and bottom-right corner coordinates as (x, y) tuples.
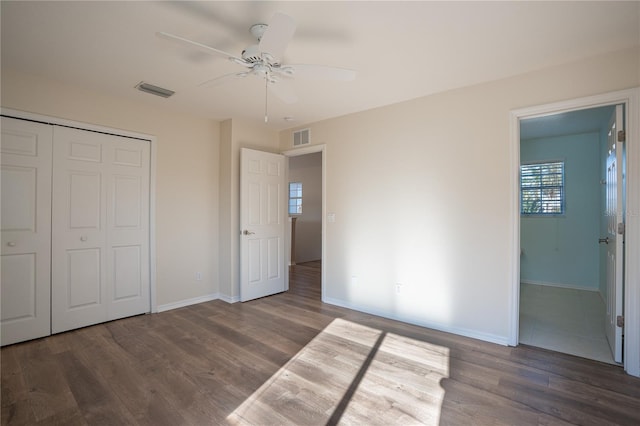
(73, 332), (189, 425)
(2, 261), (640, 425)
(18, 340), (82, 423)
(57, 351), (138, 425)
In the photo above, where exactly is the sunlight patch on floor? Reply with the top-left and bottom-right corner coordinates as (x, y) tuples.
(227, 318), (450, 425)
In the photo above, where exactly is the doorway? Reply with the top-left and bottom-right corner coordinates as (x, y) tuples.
(509, 89), (640, 377)
(517, 105), (619, 364)
(284, 145), (326, 302)
(288, 152), (322, 264)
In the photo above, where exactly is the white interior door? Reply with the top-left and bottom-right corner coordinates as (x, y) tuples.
(240, 148), (286, 302)
(1, 118), (53, 345)
(605, 104), (624, 363)
(51, 126), (150, 333)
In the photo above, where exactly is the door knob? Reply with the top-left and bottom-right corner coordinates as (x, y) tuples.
(80, 235), (88, 242)
(242, 230), (255, 235)
(599, 237), (609, 244)
(7, 241), (16, 247)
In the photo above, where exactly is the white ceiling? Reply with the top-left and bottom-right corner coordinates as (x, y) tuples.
(2, 1), (639, 130)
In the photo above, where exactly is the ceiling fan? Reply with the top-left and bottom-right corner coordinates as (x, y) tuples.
(157, 12), (356, 122)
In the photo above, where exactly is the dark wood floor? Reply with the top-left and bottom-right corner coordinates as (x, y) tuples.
(2, 261), (640, 425)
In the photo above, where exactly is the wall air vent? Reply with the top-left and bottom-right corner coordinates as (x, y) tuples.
(135, 82), (175, 98)
(293, 128), (310, 147)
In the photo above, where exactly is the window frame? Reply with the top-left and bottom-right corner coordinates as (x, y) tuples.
(520, 160), (566, 217)
(288, 182), (303, 216)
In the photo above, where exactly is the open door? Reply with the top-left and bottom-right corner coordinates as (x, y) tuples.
(604, 104), (625, 363)
(240, 148), (287, 302)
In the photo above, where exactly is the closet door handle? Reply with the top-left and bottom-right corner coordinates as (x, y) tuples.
(7, 241), (16, 247)
(80, 236), (88, 242)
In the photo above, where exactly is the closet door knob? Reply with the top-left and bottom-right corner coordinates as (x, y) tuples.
(80, 236), (88, 242)
(7, 241), (16, 247)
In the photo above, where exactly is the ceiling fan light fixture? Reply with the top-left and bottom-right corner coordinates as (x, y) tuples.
(135, 82), (175, 98)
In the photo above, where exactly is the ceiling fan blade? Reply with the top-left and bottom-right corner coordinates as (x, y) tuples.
(259, 12), (296, 61)
(279, 64), (357, 81)
(198, 72), (249, 88)
(268, 80), (298, 104)
(157, 31), (246, 64)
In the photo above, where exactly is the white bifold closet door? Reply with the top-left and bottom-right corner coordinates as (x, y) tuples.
(1, 118), (53, 345)
(51, 126), (150, 333)
(1, 117), (150, 345)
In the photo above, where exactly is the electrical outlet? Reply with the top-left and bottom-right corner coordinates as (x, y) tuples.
(196, 272), (202, 281)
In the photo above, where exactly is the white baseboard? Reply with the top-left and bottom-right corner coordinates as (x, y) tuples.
(218, 294), (240, 304)
(157, 293), (219, 313)
(322, 297), (509, 346)
(520, 279), (599, 292)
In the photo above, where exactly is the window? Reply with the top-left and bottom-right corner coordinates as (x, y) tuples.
(520, 161), (565, 215)
(289, 182), (302, 215)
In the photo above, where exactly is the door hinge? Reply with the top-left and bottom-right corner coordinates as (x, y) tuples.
(618, 223), (625, 235)
(617, 315), (624, 328)
(618, 130), (626, 142)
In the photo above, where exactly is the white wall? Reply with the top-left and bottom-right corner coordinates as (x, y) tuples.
(279, 47), (640, 344)
(289, 152), (322, 263)
(1, 69), (221, 307)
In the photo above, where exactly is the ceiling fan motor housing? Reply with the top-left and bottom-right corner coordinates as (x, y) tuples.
(241, 44), (262, 63)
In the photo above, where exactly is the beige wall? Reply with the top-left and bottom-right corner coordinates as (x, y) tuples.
(218, 118), (279, 301)
(279, 47), (640, 343)
(1, 69), (221, 307)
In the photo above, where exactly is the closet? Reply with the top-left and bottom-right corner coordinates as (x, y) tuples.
(1, 116), (151, 345)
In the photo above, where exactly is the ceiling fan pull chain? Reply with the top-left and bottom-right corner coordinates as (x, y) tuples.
(264, 77), (269, 123)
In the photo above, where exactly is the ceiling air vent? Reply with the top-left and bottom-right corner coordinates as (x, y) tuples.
(135, 82), (175, 98)
(293, 128), (310, 147)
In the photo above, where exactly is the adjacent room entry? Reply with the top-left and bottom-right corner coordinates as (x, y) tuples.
(1, 116), (151, 346)
(239, 145), (325, 303)
(517, 104), (625, 364)
(288, 152), (322, 266)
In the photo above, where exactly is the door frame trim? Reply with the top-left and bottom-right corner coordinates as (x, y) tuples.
(282, 144), (326, 301)
(0, 107), (159, 314)
(508, 88), (640, 377)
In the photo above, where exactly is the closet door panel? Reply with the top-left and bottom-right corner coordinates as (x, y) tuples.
(52, 127), (150, 333)
(69, 171), (102, 228)
(52, 127), (108, 333)
(107, 137), (150, 319)
(1, 117), (52, 346)
(66, 248), (102, 308)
